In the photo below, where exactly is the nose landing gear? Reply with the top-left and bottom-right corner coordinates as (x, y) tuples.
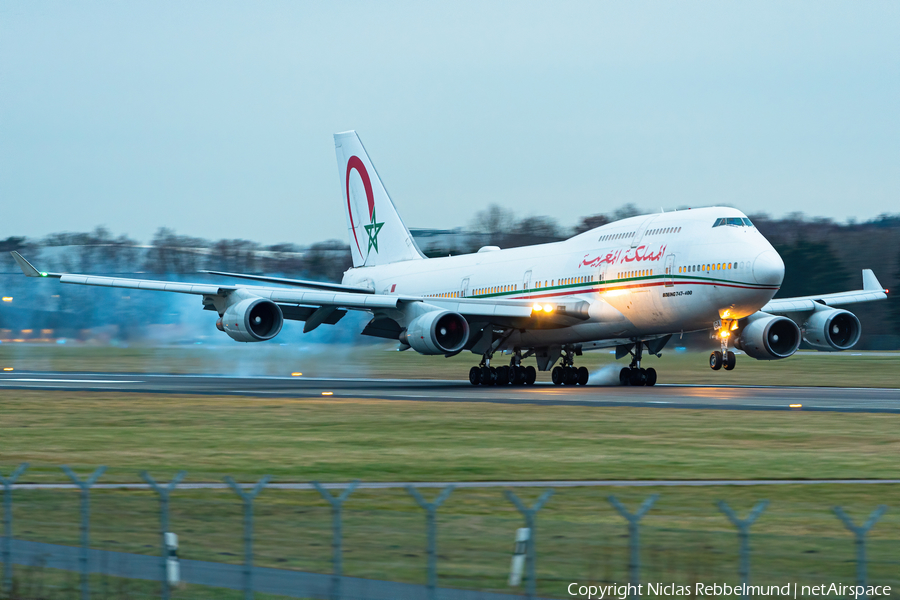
(710, 320), (737, 371)
(619, 341), (657, 386)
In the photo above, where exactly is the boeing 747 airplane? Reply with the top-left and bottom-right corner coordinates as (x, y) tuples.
(11, 131), (888, 386)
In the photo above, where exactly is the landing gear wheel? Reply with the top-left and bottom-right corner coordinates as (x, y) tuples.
(480, 366), (494, 386)
(524, 366), (537, 385)
(500, 366), (516, 385)
(630, 368), (646, 386)
(724, 351), (736, 371)
(645, 367), (657, 386)
(469, 366), (481, 385)
(495, 366), (506, 386)
(552, 366), (565, 385)
(710, 351), (723, 371)
(563, 366), (577, 386)
(620, 368), (631, 386)
(577, 366), (589, 386)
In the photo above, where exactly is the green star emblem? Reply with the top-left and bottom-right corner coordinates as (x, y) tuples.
(364, 209), (385, 255)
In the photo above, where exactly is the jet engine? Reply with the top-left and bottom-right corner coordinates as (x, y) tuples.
(403, 311), (469, 355)
(217, 297), (284, 342)
(801, 307), (861, 351)
(735, 312), (801, 360)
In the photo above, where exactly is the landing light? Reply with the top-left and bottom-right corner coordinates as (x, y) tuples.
(543, 304), (554, 313)
(321, 391), (333, 396)
(789, 404), (802, 408)
(3, 367), (12, 371)
(1, 297), (11, 302)
(532, 303), (543, 312)
(291, 372), (302, 377)
(719, 330), (730, 339)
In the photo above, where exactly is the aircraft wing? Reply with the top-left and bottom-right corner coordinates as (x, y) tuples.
(9, 251), (555, 324)
(761, 269), (887, 314)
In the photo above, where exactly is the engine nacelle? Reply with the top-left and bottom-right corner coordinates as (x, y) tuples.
(403, 311), (469, 355)
(220, 298), (284, 342)
(802, 308), (861, 351)
(735, 312), (801, 360)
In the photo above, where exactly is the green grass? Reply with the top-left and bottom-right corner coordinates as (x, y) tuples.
(7, 485), (900, 597)
(2, 344), (899, 387)
(2, 391), (899, 596)
(2, 392), (899, 484)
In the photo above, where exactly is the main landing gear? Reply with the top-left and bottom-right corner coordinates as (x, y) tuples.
(551, 346), (589, 386)
(619, 341), (657, 386)
(469, 349), (536, 386)
(710, 320), (737, 371)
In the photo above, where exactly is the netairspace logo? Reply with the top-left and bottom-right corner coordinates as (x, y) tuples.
(567, 582), (893, 599)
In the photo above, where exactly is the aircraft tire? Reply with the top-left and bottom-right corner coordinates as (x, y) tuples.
(724, 351), (736, 371)
(709, 351), (723, 370)
(524, 366), (537, 385)
(577, 366), (589, 386)
(480, 366), (494, 386)
(469, 366), (481, 385)
(552, 366), (564, 385)
(645, 367), (657, 386)
(620, 368), (631, 386)
(630, 368), (646, 386)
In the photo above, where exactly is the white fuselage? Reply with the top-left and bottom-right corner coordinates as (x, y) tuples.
(342, 207), (785, 349)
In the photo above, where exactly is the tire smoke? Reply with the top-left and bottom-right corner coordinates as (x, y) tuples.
(587, 363), (623, 386)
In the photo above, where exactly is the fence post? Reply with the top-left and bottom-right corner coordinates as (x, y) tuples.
(608, 494), (658, 600)
(141, 470), (186, 600)
(504, 489), (554, 600)
(718, 500), (768, 599)
(61, 465), (106, 600)
(1, 463), (29, 597)
(406, 484), (455, 600)
(225, 476), (270, 600)
(833, 505), (888, 598)
(312, 480), (360, 600)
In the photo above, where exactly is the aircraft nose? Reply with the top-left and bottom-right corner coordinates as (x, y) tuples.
(753, 250), (785, 286)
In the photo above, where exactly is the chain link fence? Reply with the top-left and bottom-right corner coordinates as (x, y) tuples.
(2, 464), (898, 600)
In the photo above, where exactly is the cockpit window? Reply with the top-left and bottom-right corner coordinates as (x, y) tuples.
(713, 217), (753, 228)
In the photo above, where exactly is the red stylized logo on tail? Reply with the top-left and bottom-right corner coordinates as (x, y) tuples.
(345, 156), (375, 257)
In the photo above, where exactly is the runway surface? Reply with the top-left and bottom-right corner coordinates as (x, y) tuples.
(2, 371), (899, 413)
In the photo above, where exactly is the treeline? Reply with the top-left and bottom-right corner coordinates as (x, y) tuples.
(0, 227), (352, 283)
(1, 206), (899, 345)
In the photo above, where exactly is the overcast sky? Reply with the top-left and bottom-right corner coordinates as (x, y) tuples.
(1, 1), (898, 245)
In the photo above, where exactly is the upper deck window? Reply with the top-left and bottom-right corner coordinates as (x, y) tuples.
(713, 217), (754, 228)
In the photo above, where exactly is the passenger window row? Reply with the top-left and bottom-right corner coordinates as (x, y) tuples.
(616, 269), (654, 279)
(679, 262), (744, 274)
(646, 226), (682, 235)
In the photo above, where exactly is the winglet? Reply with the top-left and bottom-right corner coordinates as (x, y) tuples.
(862, 269), (883, 292)
(9, 251), (55, 278)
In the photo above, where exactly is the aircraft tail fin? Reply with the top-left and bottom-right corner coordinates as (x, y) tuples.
(334, 131), (425, 268)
